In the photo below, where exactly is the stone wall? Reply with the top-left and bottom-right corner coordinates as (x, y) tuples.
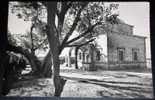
(107, 32), (146, 69)
(111, 23), (133, 35)
(108, 62), (146, 70)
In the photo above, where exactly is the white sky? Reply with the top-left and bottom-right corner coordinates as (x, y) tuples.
(117, 2), (150, 36)
(116, 2), (151, 59)
(8, 2), (151, 58)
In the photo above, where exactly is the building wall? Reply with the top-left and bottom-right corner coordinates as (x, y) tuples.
(75, 34), (108, 70)
(146, 58), (152, 69)
(111, 23), (133, 35)
(107, 32), (146, 69)
(95, 34), (108, 62)
(60, 21), (147, 70)
(93, 34), (108, 69)
(108, 32), (146, 62)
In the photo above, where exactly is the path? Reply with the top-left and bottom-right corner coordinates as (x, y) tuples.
(60, 70), (153, 98)
(7, 69), (153, 98)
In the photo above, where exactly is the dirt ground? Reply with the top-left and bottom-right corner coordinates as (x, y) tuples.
(7, 69), (154, 98)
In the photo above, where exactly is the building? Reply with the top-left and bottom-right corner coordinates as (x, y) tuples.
(61, 18), (147, 71)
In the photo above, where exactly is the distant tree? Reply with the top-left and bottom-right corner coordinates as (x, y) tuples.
(9, 2), (51, 76)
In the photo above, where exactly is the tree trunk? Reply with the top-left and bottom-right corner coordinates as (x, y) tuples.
(89, 45), (96, 71)
(7, 44), (54, 78)
(75, 47), (79, 69)
(52, 52), (66, 96)
(7, 44), (42, 75)
(41, 50), (52, 77)
(68, 49), (71, 67)
(47, 2), (66, 97)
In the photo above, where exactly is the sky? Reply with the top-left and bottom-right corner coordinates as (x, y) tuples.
(116, 2), (151, 59)
(8, 2), (151, 58)
(116, 2), (150, 36)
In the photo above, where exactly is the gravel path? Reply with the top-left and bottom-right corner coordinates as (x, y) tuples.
(60, 70), (153, 98)
(7, 70), (153, 98)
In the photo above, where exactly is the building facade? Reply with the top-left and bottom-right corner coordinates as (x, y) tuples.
(61, 19), (147, 70)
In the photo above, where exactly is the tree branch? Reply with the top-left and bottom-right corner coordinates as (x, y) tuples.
(65, 38), (95, 47)
(61, 3), (88, 44)
(7, 44), (40, 72)
(58, 2), (72, 25)
(66, 22), (102, 45)
(41, 2), (47, 7)
(59, 2), (88, 53)
(57, 2), (72, 38)
(33, 39), (48, 50)
(30, 23), (35, 52)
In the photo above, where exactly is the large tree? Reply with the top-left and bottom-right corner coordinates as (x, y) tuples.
(9, 1), (119, 96)
(44, 2), (119, 96)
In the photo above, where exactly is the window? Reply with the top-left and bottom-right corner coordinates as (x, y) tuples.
(117, 48), (125, 61)
(86, 54), (89, 62)
(132, 49), (139, 61)
(83, 53), (85, 61)
(133, 52), (138, 61)
(79, 52), (82, 60)
(96, 51), (100, 61)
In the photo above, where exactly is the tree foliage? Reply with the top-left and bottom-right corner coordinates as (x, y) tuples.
(9, 1), (119, 51)
(8, 1), (119, 96)
(9, 2), (48, 52)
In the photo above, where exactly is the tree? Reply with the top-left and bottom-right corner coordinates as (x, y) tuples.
(44, 2), (119, 96)
(9, 1), (119, 96)
(9, 2), (52, 77)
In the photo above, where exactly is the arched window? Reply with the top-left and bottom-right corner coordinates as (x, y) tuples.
(86, 54), (89, 62)
(96, 51), (100, 61)
(79, 52), (82, 60)
(132, 48), (139, 61)
(83, 53), (85, 61)
(117, 48), (125, 61)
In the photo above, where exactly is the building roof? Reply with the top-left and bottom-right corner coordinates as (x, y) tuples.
(107, 17), (147, 39)
(116, 18), (126, 24)
(111, 30), (147, 39)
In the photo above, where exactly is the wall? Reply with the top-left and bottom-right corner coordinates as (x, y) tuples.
(95, 34), (108, 62)
(107, 32), (146, 69)
(76, 34), (108, 70)
(111, 23), (133, 35)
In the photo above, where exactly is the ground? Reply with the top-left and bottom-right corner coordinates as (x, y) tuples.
(7, 67), (153, 98)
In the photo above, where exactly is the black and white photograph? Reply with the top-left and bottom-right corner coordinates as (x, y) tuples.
(0, 1), (153, 98)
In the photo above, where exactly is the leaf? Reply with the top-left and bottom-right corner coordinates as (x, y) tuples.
(23, 39), (32, 49)
(17, 13), (22, 18)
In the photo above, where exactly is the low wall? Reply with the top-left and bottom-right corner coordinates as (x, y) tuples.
(81, 62), (91, 71)
(81, 62), (108, 71)
(146, 59), (152, 69)
(95, 62), (108, 70)
(107, 61), (146, 70)
(81, 61), (147, 71)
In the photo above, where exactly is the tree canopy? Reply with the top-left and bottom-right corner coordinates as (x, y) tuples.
(8, 1), (119, 97)
(9, 2), (119, 50)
